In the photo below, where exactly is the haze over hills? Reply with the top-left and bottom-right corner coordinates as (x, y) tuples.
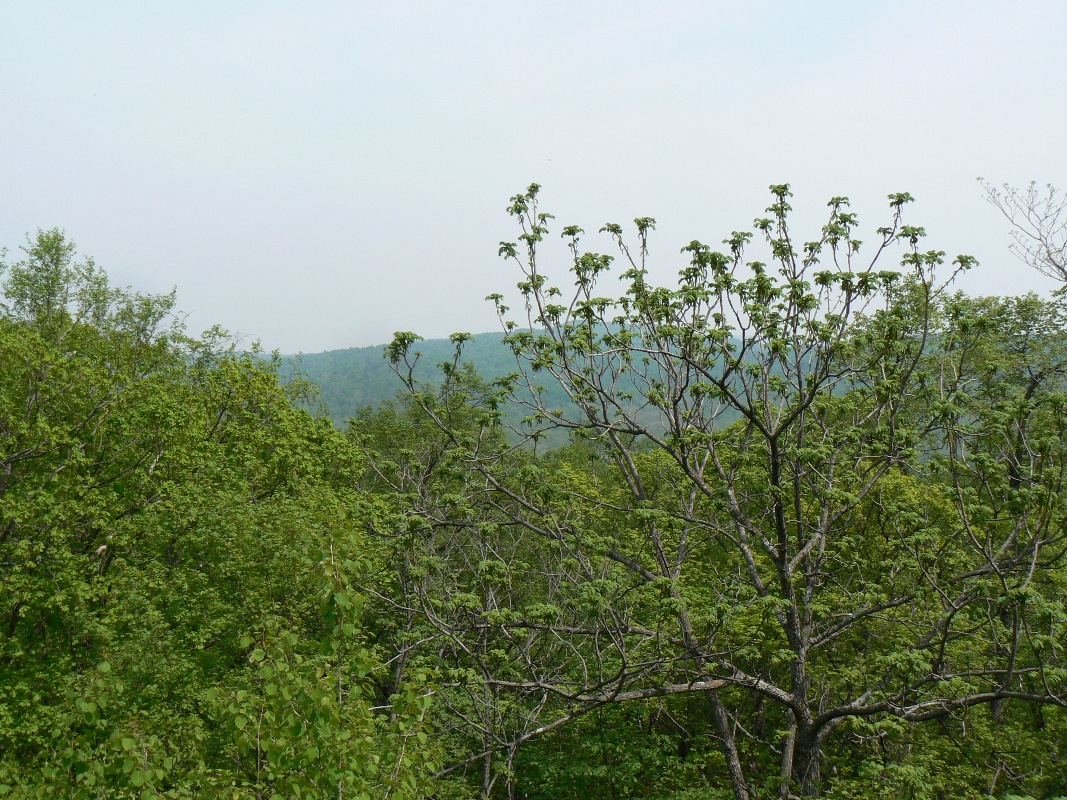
(283, 329), (740, 446)
(283, 331), (576, 429)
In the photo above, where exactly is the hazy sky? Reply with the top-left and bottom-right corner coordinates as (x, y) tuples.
(2, 1), (1065, 352)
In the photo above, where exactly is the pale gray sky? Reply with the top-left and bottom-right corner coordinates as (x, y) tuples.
(2, 1), (1065, 352)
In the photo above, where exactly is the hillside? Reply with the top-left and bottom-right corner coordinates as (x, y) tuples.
(282, 331), (577, 430)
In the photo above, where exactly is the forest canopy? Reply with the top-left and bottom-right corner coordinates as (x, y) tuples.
(2, 184), (1067, 799)
(0, 231), (435, 798)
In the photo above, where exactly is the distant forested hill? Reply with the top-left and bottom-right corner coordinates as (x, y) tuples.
(283, 331), (735, 444)
(282, 331), (576, 429)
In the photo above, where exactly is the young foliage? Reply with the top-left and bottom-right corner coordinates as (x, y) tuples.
(0, 231), (437, 798)
(373, 187), (1067, 799)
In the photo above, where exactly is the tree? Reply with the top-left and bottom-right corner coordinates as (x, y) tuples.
(379, 185), (1067, 798)
(0, 230), (437, 798)
(981, 178), (1067, 284)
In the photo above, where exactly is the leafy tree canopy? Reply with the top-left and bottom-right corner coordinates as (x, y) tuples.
(0, 230), (436, 798)
(373, 185), (1067, 799)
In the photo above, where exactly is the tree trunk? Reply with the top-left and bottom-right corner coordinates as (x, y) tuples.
(706, 690), (751, 800)
(793, 728), (822, 798)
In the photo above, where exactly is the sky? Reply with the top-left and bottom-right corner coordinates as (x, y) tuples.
(2, 1), (1065, 353)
